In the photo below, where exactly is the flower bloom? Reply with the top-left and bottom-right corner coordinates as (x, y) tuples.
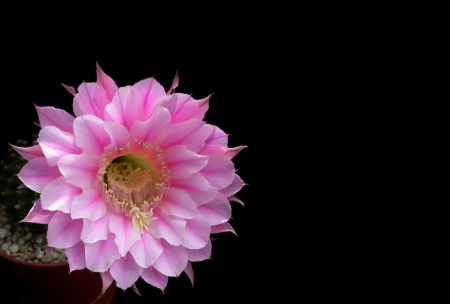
(14, 63), (246, 293)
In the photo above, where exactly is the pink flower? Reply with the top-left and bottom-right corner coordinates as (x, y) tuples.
(14, 63), (246, 294)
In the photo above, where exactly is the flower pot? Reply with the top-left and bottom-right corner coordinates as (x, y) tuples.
(0, 250), (116, 304)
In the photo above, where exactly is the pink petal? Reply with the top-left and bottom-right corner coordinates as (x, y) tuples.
(129, 106), (171, 146)
(133, 76), (167, 119)
(197, 192), (232, 226)
(166, 70), (179, 95)
(224, 145), (247, 159)
(200, 153), (235, 190)
(20, 199), (53, 224)
(36, 106), (75, 133)
(73, 82), (110, 119)
(160, 93), (210, 124)
(210, 222), (237, 235)
(61, 83), (77, 96)
(38, 126), (81, 166)
(44, 247), (53, 263)
(159, 187), (198, 219)
(200, 125), (228, 153)
(11, 144), (44, 161)
(96, 62), (118, 101)
(110, 253), (143, 290)
(161, 119), (210, 153)
(58, 153), (100, 189)
(163, 145), (209, 179)
(170, 173), (217, 206)
(41, 177), (81, 213)
(71, 188), (107, 221)
(65, 242), (87, 272)
(186, 241), (212, 262)
(85, 233), (121, 272)
(73, 115), (110, 154)
(100, 271), (115, 296)
(129, 232), (163, 268)
(184, 213), (210, 250)
(132, 284), (141, 296)
(228, 195), (244, 207)
(81, 213), (109, 243)
(108, 212), (141, 257)
(18, 157), (61, 193)
(104, 86), (145, 130)
(103, 121), (131, 153)
(149, 209), (186, 246)
(141, 267), (168, 292)
(47, 212), (82, 248)
(196, 94), (210, 116)
(152, 239), (188, 277)
(219, 174), (246, 198)
(184, 261), (194, 287)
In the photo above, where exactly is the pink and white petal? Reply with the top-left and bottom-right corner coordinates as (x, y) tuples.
(224, 145), (248, 159)
(109, 212), (141, 257)
(71, 188), (107, 221)
(152, 239), (188, 277)
(201, 125), (228, 153)
(36, 106), (75, 133)
(160, 93), (209, 124)
(65, 242), (87, 272)
(41, 177), (81, 213)
(184, 262), (194, 287)
(184, 213), (211, 250)
(161, 119), (209, 153)
(73, 82), (110, 119)
(228, 195), (244, 207)
(85, 233), (121, 272)
(96, 62), (118, 101)
(11, 144), (44, 161)
(141, 267), (168, 292)
(186, 240), (212, 262)
(58, 153), (100, 189)
(170, 173), (217, 206)
(132, 284), (141, 296)
(73, 115), (110, 154)
(100, 271), (115, 296)
(197, 192), (232, 226)
(163, 145), (209, 180)
(195, 94), (210, 116)
(62, 83), (77, 96)
(159, 187), (198, 220)
(129, 231), (163, 268)
(20, 199), (53, 224)
(132, 77), (167, 119)
(47, 212), (83, 248)
(148, 210), (186, 246)
(103, 121), (131, 153)
(210, 222), (237, 235)
(104, 86), (145, 130)
(219, 174), (246, 198)
(37, 126), (81, 166)
(200, 153), (235, 190)
(110, 253), (143, 291)
(166, 70), (179, 95)
(81, 213), (109, 243)
(129, 106), (171, 146)
(18, 157), (61, 193)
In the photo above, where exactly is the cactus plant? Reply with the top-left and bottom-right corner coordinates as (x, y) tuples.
(0, 135), (43, 231)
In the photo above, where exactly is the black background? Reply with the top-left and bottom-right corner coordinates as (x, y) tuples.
(0, 33), (280, 302)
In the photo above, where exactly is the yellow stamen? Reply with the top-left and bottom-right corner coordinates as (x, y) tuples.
(98, 141), (170, 234)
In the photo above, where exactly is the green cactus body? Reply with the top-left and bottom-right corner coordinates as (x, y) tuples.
(0, 137), (41, 227)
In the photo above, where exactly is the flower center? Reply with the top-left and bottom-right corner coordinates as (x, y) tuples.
(98, 142), (170, 234)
